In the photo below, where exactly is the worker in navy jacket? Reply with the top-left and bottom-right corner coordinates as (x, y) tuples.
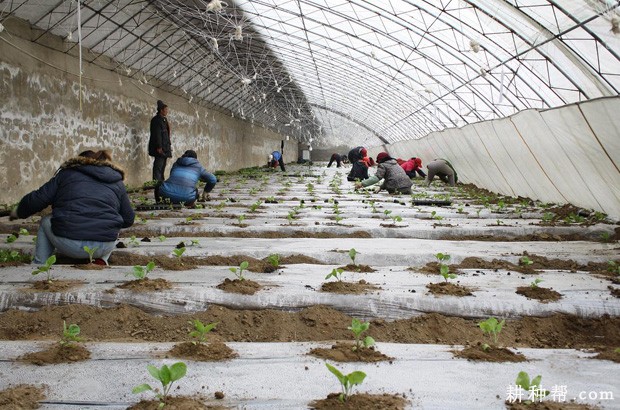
(156, 150), (217, 206)
(10, 150), (135, 265)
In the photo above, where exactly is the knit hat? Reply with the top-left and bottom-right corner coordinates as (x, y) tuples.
(157, 100), (167, 112)
(376, 152), (391, 163)
(182, 150), (197, 159)
(360, 148), (367, 157)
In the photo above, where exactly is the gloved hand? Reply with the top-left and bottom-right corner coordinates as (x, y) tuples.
(9, 208), (18, 220)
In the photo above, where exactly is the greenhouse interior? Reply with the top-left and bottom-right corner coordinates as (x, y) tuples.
(0, 0), (619, 409)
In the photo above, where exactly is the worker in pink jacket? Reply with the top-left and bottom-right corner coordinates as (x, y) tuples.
(400, 157), (426, 178)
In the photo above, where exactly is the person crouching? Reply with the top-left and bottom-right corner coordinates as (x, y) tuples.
(155, 150), (217, 207)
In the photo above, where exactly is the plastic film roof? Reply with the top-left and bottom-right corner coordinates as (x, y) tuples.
(1, 0), (619, 147)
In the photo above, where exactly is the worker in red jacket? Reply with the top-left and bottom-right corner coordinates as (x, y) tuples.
(401, 157), (426, 178)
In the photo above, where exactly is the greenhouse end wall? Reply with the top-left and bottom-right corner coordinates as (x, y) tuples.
(0, 18), (295, 205)
(379, 97), (620, 219)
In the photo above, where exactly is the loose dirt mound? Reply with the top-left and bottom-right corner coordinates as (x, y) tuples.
(0, 384), (46, 409)
(215, 278), (262, 295)
(25, 280), (84, 292)
(426, 282), (473, 296)
(339, 264), (377, 273)
(516, 286), (562, 302)
(116, 278), (173, 292)
(308, 342), (392, 362)
(167, 341), (238, 362)
(19, 343), (91, 365)
(123, 229), (372, 239)
(506, 401), (598, 410)
(321, 280), (380, 294)
(127, 396), (222, 410)
(453, 346), (527, 362)
(310, 393), (407, 409)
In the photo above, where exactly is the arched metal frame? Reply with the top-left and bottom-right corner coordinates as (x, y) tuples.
(0, 0), (618, 147)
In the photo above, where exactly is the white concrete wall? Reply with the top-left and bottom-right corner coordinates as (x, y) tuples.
(371, 97), (620, 218)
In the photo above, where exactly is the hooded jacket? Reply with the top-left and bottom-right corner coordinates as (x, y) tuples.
(16, 156), (135, 241)
(159, 157), (217, 203)
(369, 158), (413, 191)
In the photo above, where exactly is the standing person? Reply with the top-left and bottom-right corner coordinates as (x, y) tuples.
(327, 153), (343, 168)
(268, 150), (286, 171)
(9, 150), (135, 265)
(354, 152), (413, 194)
(149, 100), (172, 182)
(156, 150), (217, 206)
(425, 158), (458, 187)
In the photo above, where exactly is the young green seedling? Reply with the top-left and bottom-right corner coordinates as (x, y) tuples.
(128, 235), (140, 247)
(83, 246), (98, 264)
(520, 256), (534, 266)
(229, 261), (249, 280)
(188, 319), (218, 345)
(60, 321), (81, 347)
(267, 254), (280, 269)
(249, 201), (262, 212)
(530, 278), (543, 288)
(435, 253), (456, 281)
(6, 234), (17, 243)
(430, 210), (443, 220)
(325, 363), (366, 403)
(514, 371), (549, 404)
(157, 235), (166, 242)
(348, 318), (375, 351)
(190, 239), (200, 247)
(132, 362), (187, 408)
(348, 248), (358, 266)
(19, 228), (29, 236)
(130, 261), (156, 280)
(325, 268), (345, 282)
(479, 317), (505, 350)
(383, 209), (392, 220)
(172, 247), (186, 259)
(32, 255), (56, 283)
(237, 214), (246, 225)
(607, 260), (620, 276)
(334, 215), (344, 224)
(390, 214), (403, 224)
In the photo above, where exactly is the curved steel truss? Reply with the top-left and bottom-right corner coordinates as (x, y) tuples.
(1, 0), (619, 147)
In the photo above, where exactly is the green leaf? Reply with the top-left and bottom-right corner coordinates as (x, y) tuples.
(159, 365), (171, 386)
(531, 375), (542, 388)
(46, 255), (56, 266)
(515, 371), (531, 390)
(229, 267), (237, 274)
(363, 336), (375, 347)
(146, 261), (156, 271)
(169, 362), (187, 382)
(240, 261), (249, 270)
(347, 371), (366, 385)
(132, 384), (153, 394)
(325, 363), (345, 385)
(147, 365), (161, 381)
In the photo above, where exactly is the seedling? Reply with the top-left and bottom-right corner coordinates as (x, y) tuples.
(541, 212), (554, 223)
(237, 214), (246, 225)
(348, 248), (358, 266)
(185, 216), (193, 223)
(430, 210), (443, 221)
(519, 256), (533, 266)
(60, 321), (81, 347)
(132, 362), (187, 408)
(267, 253), (281, 268)
(514, 371), (549, 404)
(390, 214), (403, 224)
(128, 235), (140, 247)
(157, 235), (166, 242)
(32, 255), (56, 282)
(0, 249), (30, 263)
(348, 318), (375, 351)
(287, 211), (296, 225)
(229, 261), (249, 280)
(19, 228), (29, 236)
(130, 261), (156, 280)
(334, 215), (344, 224)
(325, 268), (344, 282)
(496, 219), (504, 226)
(435, 253), (456, 281)
(6, 234), (17, 243)
(606, 261), (620, 276)
(383, 209), (392, 220)
(173, 247), (186, 260)
(479, 317), (505, 349)
(83, 246), (98, 264)
(369, 201), (378, 213)
(188, 319), (218, 345)
(190, 239), (200, 247)
(325, 363), (366, 403)
(530, 278), (543, 288)
(600, 232), (612, 242)
(249, 201), (262, 212)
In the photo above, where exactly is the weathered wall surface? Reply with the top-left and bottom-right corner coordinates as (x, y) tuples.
(0, 18), (296, 204)
(375, 97), (620, 219)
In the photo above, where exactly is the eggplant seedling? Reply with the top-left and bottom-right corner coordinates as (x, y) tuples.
(325, 268), (344, 282)
(514, 371), (549, 404)
(60, 321), (81, 347)
(348, 248), (358, 266)
(325, 363), (366, 403)
(19, 228), (29, 236)
(607, 260), (620, 276)
(130, 261), (156, 280)
(172, 247), (186, 260)
(32, 255), (56, 283)
(5, 234), (17, 243)
(132, 362), (187, 408)
(237, 214), (246, 225)
(83, 246), (98, 264)
(435, 253), (456, 281)
(348, 318), (375, 351)
(478, 317), (505, 350)
(519, 256), (533, 266)
(430, 210), (443, 221)
(530, 278), (543, 288)
(128, 235), (140, 247)
(188, 319), (218, 345)
(229, 261), (249, 281)
(267, 253), (281, 269)
(157, 235), (166, 242)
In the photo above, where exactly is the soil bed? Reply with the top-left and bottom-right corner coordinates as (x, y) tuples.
(426, 282), (473, 296)
(505, 400), (599, 409)
(19, 343), (91, 365)
(339, 264), (376, 273)
(117, 278), (173, 292)
(321, 280), (380, 294)
(123, 229), (372, 239)
(215, 278), (262, 295)
(308, 342), (393, 362)
(453, 345), (527, 362)
(516, 286), (562, 302)
(591, 347), (620, 363)
(25, 280), (85, 293)
(167, 341), (238, 362)
(310, 392), (407, 409)
(127, 396), (223, 410)
(1, 305), (618, 348)
(0, 385), (46, 409)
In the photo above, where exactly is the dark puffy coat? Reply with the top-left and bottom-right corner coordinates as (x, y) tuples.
(149, 114), (172, 158)
(16, 157), (135, 242)
(347, 161), (369, 181)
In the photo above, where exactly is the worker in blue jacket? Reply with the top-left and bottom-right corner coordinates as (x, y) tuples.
(268, 150), (286, 171)
(156, 150), (217, 206)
